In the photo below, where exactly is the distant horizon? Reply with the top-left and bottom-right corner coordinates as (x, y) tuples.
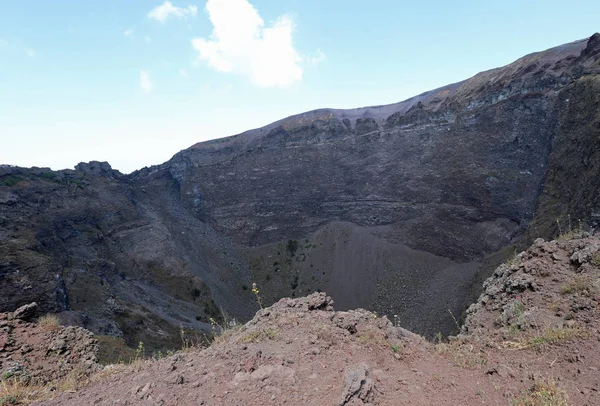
(1, 0), (599, 173)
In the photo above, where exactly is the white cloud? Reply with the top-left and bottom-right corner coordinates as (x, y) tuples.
(305, 49), (325, 67)
(145, 35), (152, 44)
(124, 28), (134, 37)
(140, 70), (153, 93)
(148, 1), (198, 23)
(0, 38), (7, 47)
(179, 68), (189, 77)
(191, 0), (304, 88)
(25, 48), (35, 58)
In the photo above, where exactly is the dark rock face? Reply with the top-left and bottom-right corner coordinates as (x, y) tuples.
(0, 166), (257, 349)
(1, 34), (599, 344)
(169, 36), (597, 262)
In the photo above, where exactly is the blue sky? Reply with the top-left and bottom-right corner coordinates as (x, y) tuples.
(1, 0), (599, 173)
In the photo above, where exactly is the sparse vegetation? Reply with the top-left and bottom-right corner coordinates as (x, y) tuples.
(507, 246), (520, 266)
(135, 341), (145, 360)
(208, 307), (242, 344)
(37, 314), (60, 331)
(0, 395), (18, 406)
(527, 327), (589, 350)
(390, 343), (404, 354)
(447, 309), (461, 333)
(548, 301), (561, 313)
(435, 339), (488, 369)
(55, 364), (91, 394)
(556, 216), (586, 240)
(40, 172), (57, 181)
(236, 327), (280, 344)
(0, 369), (90, 405)
(0, 379), (35, 405)
(561, 276), (595, 295)
(286, 239), (299, 257)
(356, 331), (389, 347)
(0, 175), (22, 187)
(512, 381), (569, 406)
(507, 298), (530, 335)
(252, 282), (263, 309)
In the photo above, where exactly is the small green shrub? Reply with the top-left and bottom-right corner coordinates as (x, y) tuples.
(0, 176), (21, 187)
(286, 239), (299, 256)
(0, 394), (18, 405)
(40, 172), (57, 181)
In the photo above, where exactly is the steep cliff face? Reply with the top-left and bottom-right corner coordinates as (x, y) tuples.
(1, 34), (599, 345)
(151, 34), (599, 335)
(528, 38), (600, 237)
(168, 36), (595, 260)
(0, 164), (256, 349)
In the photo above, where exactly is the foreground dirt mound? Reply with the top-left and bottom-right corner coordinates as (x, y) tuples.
(0, 303), (99, 385)
(464, 235), (600, 341)
(34, 235), (600, 405)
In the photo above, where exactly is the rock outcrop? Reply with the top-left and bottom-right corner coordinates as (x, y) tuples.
(0, 308), (99, 384)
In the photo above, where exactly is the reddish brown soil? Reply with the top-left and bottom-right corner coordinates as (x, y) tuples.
(4, 235), (599, 405)
(0, 308), (99, 385)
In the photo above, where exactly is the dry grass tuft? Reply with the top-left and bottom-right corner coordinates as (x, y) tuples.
(236, 328), (280, 344)
(0, 379), (52, 405)
(37, 314), (61, 332)
(356, 332), (389, 348)
(0, 363), (97, 405)
(561, 276), (596, 295)
(55, 364), (91, 393)
(528, 327), (590, 350)
(548, 301), (561, 313)
(511, 381), (569, 406)
(434, 339), (488, 369)
(211, 324), (243, 345)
